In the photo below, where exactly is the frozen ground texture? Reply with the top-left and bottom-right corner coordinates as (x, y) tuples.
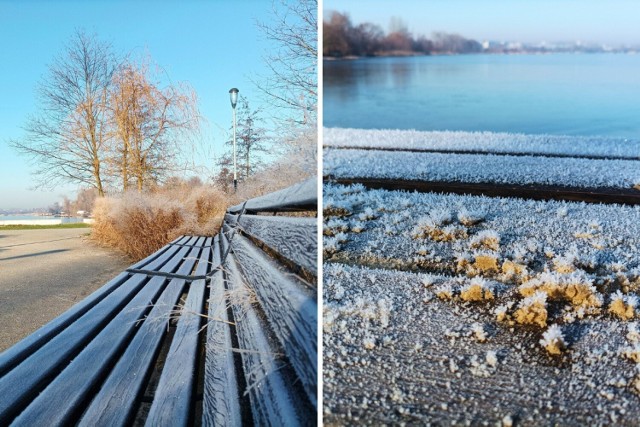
(323, 184), (640, 425)
(324, 128), (640, 159)
(325, 148), (640, 189)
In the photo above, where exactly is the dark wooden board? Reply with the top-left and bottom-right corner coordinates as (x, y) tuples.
(323, 144), (640, 161)
(0, 275), (148, 423)
(227, 177), (316, 213)
(10, 243), (199, 426)
(225, 213), (317, 276)
(228, 231), (317, 407)
(224, 251), (313, 426)
(327, 176), (640, 206)
(145, 239), (212, 426)
(0, 236), (188, 377)
(77, 238), (208, 426)
(202, 235), (242, 427)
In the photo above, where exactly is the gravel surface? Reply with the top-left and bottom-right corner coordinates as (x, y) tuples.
(0, 228), (130, 352)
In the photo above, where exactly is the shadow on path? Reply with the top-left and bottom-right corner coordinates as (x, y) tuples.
(0, 249), (69, 262)
(0, 237), (78, 249)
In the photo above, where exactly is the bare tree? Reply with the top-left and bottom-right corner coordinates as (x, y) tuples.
(323, 12), (482, 57)
(323, 11), (353, 57)
(108, 58), (200, 192)
(11, 30), (116, 196)
(74, 187), (98, 213)
(62, 196), (72, 216)
(256, 0), (317, 125)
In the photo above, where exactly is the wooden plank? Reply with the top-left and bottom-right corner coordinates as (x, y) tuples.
(145, 240), (212, 426)
(0, 235), (189, 377)
(77, 238), (208, 427)
(228, 231), (317, 407)
(227, 177), (317, 213)
(223, 248), (314, 426)
(328, 176), (640, 206)
(0, 241), (188, 423)
(9, 243), (199, 426)
(224, 214), (317, 276)
(202, 235), (242, 427)
(324, 143), (640, 161)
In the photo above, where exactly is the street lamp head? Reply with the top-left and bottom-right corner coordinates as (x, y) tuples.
(229, 88), (239, 109)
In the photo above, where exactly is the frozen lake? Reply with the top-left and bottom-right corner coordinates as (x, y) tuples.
(0, 215), (84, 225)
(324, 53), (640, 138)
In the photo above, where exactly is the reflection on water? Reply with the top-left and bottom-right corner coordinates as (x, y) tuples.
(324, 54), (640, 137)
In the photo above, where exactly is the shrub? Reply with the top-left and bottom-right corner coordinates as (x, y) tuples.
(92, 185), (227, 260)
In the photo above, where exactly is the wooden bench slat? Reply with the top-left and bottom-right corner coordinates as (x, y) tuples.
(145, 238), (212, 426)
(0, 274), (147, 422)
(77, 237), (208, 426)
(228, 230), (317, 407)
(221, 232), (313, 426)
(2, 177), (318, 423)
(202, 236), (242, 427)
(227, 177), (316, 213)
(225, 214), (317, 276)
(0, 236), (188, 377)
(9, 244), (196, 425)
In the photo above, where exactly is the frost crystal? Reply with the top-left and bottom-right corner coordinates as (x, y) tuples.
(457, 208), (485, 226)
(460, 277), (494, 302)
(471, 322), (488, 342)
(515, 291), (548, 327)
(472, 252), (500, 273)
(429, 208), (453, 226)
(470, 230), (501, 251)
(435, 284), (454, 300)
(609, 291), (638, 320)
(628, 323), (640, 343)
(540, 324), (567, 355)
(621, 344), (640, 363)
(486, 350), (498, 367)
(416, 245), (429, 256)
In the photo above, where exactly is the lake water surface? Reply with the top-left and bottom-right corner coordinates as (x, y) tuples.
(0, 215), (84, 224)
(324, 53), (640, 138)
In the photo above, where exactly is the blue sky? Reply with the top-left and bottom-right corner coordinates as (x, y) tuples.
(324, 0), (640, 45)
(0, 0), (279, 210)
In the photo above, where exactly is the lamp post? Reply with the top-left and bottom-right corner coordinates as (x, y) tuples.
(229, 88), (239, 192)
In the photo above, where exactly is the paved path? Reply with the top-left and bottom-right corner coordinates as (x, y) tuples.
(0, 228), (130, 352)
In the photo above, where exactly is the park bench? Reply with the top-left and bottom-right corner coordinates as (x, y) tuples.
(0, 177), (318, 426)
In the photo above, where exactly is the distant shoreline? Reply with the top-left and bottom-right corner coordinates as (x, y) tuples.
(324, 50), (638, 60)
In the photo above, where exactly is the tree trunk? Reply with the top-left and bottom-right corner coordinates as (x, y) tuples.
(94, 161), (105, 197)
(122, 142), (128, 191)
(247, 149), (250, 179)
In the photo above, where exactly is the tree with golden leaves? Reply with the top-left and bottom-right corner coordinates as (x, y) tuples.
(108, 58), (200, 192)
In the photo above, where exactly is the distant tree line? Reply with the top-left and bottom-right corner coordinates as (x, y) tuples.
(323, 11), (482, 57)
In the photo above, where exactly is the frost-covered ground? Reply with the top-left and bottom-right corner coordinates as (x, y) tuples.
(325, 148), (640, 190)
(323, 183), (640, 425)
(324, 128), (640, 159)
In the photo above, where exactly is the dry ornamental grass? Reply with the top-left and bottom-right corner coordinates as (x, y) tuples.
(92, 186), (227, 260)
